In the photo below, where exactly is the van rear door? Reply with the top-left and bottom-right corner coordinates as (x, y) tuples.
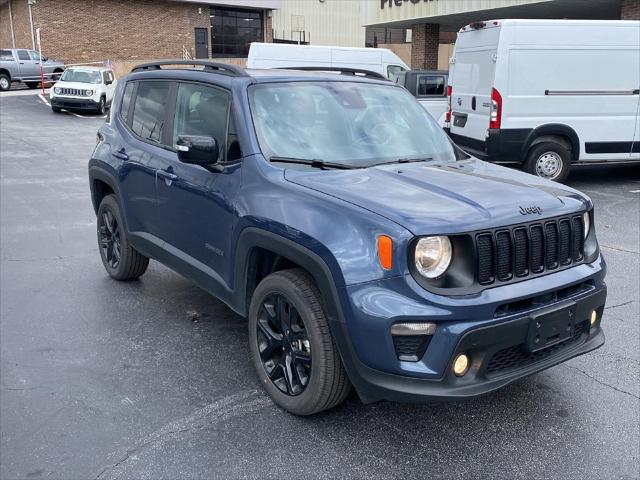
(448, 47), (496, 150)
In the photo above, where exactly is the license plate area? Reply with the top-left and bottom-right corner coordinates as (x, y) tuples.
(453, 113), (467, 128)
(526, 301), (577, 353)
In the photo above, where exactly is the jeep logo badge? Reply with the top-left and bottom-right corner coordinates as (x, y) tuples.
(519, 205), (543, 215)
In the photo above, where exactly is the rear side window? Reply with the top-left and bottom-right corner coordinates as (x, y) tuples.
(0, 50), (13, 60)
(130, 81), (171, 145)
(173, 82), (230, 157)
(17, 50), (30, 61)
(417, 75), (446, 97)
(120, 82), (135, 125)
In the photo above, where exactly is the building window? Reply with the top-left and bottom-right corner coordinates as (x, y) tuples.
(211, 7), (264, 58)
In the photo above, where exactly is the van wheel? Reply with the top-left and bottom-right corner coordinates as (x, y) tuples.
(0, 74), (11, 91)
(248, 269), (351, 415)
(97, 194), (149, 280)
(525, 142), (571, 182)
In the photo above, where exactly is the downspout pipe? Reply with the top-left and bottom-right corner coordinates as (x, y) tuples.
(28, 0), (36, 50)
(8, 0), (16, 48)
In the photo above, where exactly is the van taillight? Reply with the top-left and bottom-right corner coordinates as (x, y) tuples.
(489, 88), (502, 129)
(445, 85), (453, 123)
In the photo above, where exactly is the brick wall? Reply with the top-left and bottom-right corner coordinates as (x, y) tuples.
(1, 0), (34, 50)
(621, 0), (639, 19)
(265, 12), (273, 43)
(30, 0), (210, 64)
(411, 23), (439, 70)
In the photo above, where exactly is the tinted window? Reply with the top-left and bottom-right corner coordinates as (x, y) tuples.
(417, 75), (445, 96)
(210, 7), (263, 57)
(131, 81), (171, 145)
(28, 50), (41, 61)
(120, 82), (135, 125)
(61, 69), (102, 84)
(17, 50), (30, 60)
(173, 83), (229, 157)
(0, 50), (13, 60)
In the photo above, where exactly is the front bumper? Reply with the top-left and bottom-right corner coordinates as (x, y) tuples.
(333, 259), (607, 403)
(50, 96), (100, 111)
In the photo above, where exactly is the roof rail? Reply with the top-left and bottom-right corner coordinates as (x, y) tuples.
(131, 60), (248, 77)
(275, 66), (389, 81)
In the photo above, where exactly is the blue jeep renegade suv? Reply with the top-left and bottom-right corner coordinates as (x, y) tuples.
(89, 60), (606, 415)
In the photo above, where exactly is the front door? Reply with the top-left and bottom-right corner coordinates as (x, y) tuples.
(16, 50), (39, 80)
(195, 28), (209, 59)
(156, 81), (241, 294)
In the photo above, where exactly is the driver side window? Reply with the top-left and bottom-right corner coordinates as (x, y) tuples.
(173, 83), (231, 162)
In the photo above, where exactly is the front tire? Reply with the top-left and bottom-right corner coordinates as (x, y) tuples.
(96, 97), (106, 115)
(97, 194), (149, 280)
(525, 142), (571, 183)
(52, 106), (61, 113)
(249, 269), (351, 415)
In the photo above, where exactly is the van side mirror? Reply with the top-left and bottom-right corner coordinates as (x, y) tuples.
(105, 79), (113, 85)
(176, 135), (219, 166)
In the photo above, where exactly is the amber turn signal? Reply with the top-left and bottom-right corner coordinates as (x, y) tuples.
(377, 235), (393, 270)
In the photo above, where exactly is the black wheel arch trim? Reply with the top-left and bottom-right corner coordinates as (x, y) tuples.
(88, 164), (130, 233)
(522, 124), (580, 162)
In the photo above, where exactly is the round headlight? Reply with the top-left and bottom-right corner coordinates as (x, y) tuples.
(54, 87), (61, 94)
(583, 211), (590, 239)
(414, 236), (452, 279)
(85, 89), (93, 96)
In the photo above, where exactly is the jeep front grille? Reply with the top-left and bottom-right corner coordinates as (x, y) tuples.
(476, 215), (585, 285)
(59, 88), (85, 96)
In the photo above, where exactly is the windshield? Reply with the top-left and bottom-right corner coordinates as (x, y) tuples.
(60, 69), (102, 84)
(249, 81), (456, 168)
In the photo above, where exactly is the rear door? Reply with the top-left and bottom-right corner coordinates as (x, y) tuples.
(449, 47), (496, 143)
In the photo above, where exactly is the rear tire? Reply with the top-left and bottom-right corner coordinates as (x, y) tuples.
(525, 142), (571, 183)
(97, 194), (149, 280)
(25, 82), (40, 89)
(0, 74), (11, 91)
(249, 269), (351, 415)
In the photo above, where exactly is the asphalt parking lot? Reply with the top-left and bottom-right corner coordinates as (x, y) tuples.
(1, 93), (638, 480)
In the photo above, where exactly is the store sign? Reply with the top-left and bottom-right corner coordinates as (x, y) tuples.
(381, 0), (437, 9)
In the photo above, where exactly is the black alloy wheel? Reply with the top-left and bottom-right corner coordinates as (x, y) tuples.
(257, 293), (312, 396)
(98, 208), (121, 270)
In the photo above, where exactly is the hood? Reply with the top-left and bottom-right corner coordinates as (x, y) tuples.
(285, 159), (590, 235)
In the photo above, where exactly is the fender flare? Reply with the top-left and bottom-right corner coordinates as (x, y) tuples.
(88, 164), (131, 233)
(232, 227), (346, 324)
(522, 124), (581, 161)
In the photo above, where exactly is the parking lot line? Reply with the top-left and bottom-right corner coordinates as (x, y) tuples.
(37, 93), (106, 119)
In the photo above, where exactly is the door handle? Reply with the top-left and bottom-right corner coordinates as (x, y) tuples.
(111, 148), (129, 161)
(157, 170), (178, 181)
(471, 96), (476, 110)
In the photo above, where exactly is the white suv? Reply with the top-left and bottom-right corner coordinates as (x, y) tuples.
(50, 66), (116, 115)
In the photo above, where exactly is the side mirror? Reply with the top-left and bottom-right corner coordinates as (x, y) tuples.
(42, 56), (48, 62)
(105, 79), (113, 85)
(176, 135), (219, 166)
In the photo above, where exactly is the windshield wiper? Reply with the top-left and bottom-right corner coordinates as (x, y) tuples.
(371, 157), (434, 167)
(269, 156), (357, 170)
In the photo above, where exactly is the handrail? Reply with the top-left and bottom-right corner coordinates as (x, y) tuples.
(131, 60), (248, 77)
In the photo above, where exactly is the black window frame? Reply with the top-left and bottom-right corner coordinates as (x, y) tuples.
(167, 80), (241, 164)
(119, 79), (241, 164)
(210, 6), (264, 58)
(415, 74), (447, 98)
(118, 79), (176, 151)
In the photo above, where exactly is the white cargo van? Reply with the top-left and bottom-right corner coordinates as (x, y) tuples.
(446, 19), (640, 182)
(247, 43), (410, 81)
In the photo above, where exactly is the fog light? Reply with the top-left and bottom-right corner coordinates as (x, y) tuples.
(590, 310), (597, 326)
(453, 353), (469, 377)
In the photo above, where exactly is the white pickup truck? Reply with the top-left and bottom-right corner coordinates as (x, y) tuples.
(395, 70), (449, 127)
(0, 48), (65, 91)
